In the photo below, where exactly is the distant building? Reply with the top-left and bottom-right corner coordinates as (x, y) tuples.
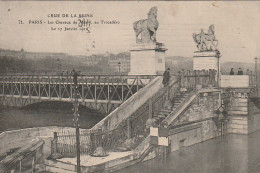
(108, 53), (130, 73)
(20, 48), (25, 59)
(84, 55), (105, 66)
(0, 48), (22, 58)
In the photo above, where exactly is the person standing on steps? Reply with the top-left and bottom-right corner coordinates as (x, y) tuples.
(186, 70), (191, 90)
(162, 68), (171, 108)
(163, 68), (170, 87)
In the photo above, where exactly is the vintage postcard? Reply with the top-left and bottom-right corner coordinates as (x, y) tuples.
(0, 1), (260, 173)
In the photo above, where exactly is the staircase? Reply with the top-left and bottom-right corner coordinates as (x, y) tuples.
(162, 89), (199, 128)
(154, 90), (192, 122)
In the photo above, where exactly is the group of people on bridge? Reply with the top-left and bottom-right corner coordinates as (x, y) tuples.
(229, 68), (254, 76)
(163, 68), (218, 89)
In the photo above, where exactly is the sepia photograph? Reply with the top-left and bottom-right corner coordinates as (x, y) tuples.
(0, 1), (260, 172)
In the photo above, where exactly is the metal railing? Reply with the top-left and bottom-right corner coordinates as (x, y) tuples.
(53, 77), (182, 157)
(54, 128), (127, 157)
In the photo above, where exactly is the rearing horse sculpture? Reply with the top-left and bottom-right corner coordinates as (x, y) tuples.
(133, 7), (159, 43)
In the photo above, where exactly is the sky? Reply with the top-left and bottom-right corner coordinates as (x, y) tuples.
(0, 1), (259, 63)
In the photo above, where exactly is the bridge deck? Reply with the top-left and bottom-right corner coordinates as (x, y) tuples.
(0, 75), (158, 113)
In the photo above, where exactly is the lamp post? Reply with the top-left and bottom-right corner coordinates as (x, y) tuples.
(72, 69), (81, 173)
(57, 58), (61, 75)
(118, 62), (121, 74)
(255, 57), (258, 96)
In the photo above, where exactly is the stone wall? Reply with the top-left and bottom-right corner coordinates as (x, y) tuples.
(248, 111), (260, 134)
(173, 91), (220, 125)
(168, 90), (221, 152)
(226, 112), (260, 135)
(169, 119), (218, 152)
(0, 126), (74, 158)
(248, 98), (260, 116)
(227, 116), (248, 134)
(220, 75), (250, 88)
(223, 88), (250, 115)
(224, 88), (260, 134)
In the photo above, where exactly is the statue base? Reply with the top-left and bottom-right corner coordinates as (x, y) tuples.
(193, 50), (220, 72)
(193, 50), (220, 86)
(128, 42), (167, 75)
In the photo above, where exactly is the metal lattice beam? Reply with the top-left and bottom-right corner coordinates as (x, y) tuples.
(0, 75), (156, 113)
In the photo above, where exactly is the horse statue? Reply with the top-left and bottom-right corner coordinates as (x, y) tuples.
(193, 25), (218, 51)
(133, 7), (159, 44)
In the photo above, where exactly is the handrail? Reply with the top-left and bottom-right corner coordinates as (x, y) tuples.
(0, 74), (162, 77)
(0, 138), (44, 172)
(91, 76), (178, 131)
(91, 76), (162, 130)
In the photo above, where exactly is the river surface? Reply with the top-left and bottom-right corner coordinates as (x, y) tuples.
(117, 131), (260, 173)
(0, 102), (104, 133)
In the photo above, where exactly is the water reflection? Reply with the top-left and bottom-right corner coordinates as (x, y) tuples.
(118, 131), (260, 173)
(0, 102), (104, 133)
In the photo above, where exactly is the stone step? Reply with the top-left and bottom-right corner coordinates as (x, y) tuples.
(153, 116), (161, 120)
(172, 102), (183, 109)
(174, 95), (189, 100)
(45, 165), (76, 173)
(158, 112), (168, 116)
(160, 109), (172, 113)
(158, 114), (167, 119)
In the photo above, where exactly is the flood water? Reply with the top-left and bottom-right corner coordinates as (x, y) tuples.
(2, 103), (260, 173)
(0, 102), (104, 133)
(117, 131), (260, 173)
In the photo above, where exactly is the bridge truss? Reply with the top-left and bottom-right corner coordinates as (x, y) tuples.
(0, 75), (156, 113)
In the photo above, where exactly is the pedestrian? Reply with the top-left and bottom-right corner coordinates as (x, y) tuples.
(230, 68), (234, 75)
(237, 68), (243, 75)
(194, 70), (198, 87)
(201, 69), (206, 87)
(196, 70), (201, 86)
(246, 69), (250, 75)
(180, 69), (186, 89)
(186, 70), (191, 89)
(205, 70), (209, 86)
(209, 69), (214, 85)
(190, 70), (195, 88)
(177, 71), (181, 89)
(162, 68), (170, 87)
(72, 69), (78, 86)
(213, 69), (217, 86)
(249, 70), (253, 85)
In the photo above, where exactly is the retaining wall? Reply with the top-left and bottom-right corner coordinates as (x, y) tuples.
(0, 126), (74, 158)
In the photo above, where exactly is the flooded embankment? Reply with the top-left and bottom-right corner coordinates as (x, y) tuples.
(117, 130), (260, 173)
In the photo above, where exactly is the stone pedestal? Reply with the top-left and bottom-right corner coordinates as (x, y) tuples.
(193, 50), (220, 85)
(193, 51), (220, 72)
(129, 43), (167, 75)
